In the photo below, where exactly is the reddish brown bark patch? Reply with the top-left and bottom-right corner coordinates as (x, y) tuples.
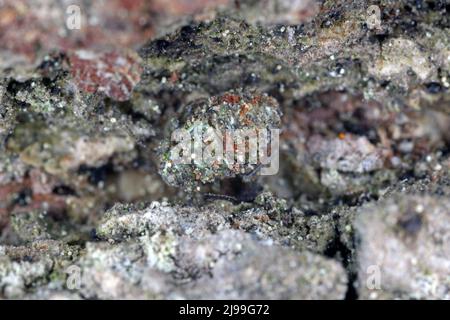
(69, 50), (143, 101)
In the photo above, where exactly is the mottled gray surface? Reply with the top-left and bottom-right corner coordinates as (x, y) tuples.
(0, 0), (449, 300)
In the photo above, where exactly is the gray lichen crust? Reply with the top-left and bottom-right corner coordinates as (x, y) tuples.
(1, 201), (348, 300)
(356, 194), (450, 300)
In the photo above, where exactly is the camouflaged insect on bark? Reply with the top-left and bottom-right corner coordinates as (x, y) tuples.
(158, 91), (282, 191)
